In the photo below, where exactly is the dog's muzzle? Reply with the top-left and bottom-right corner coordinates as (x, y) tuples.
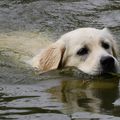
(100, 56), (117, 73)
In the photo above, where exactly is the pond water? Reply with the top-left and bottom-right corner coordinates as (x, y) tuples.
(0, 0), (120, 120)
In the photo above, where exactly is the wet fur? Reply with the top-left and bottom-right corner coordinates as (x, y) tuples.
(31, 28), (119, 75)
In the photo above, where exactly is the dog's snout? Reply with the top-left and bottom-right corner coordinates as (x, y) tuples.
(100, 56), (114, 67)
(100, 56), (116, 73)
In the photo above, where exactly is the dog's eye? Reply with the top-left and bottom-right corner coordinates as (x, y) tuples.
(102, 42), (110, 49)
(77, 47), (89, 56)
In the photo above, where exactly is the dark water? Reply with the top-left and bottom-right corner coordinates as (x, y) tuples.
(0, 0), (120, 120)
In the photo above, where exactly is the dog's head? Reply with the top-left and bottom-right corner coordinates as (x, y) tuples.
(35, 28), (119, 75)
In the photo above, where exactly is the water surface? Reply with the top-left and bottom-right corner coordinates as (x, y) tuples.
(0, 0), (120, 120)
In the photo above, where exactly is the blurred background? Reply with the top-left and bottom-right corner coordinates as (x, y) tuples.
(0, 0), (120, 39)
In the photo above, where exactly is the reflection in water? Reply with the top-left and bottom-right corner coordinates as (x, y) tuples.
(48, 79), (120, 117)
(0, 78), (120, 119)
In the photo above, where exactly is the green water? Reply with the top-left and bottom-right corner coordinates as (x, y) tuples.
(0, 0), (120, 120)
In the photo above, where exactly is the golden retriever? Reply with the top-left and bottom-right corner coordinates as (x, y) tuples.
(30, 28), (119, 75)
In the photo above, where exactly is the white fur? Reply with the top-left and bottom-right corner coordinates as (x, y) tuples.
(31, 27), (119, 75)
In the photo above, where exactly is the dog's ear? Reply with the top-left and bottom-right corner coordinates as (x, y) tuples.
(102, 28), (118, 58)
(38, 41), (65, 71)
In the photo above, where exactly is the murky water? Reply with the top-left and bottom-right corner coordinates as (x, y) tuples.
(0, 0), (120, 120)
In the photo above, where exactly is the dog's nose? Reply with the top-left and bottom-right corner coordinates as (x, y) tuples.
(100, 56), (115, 72)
